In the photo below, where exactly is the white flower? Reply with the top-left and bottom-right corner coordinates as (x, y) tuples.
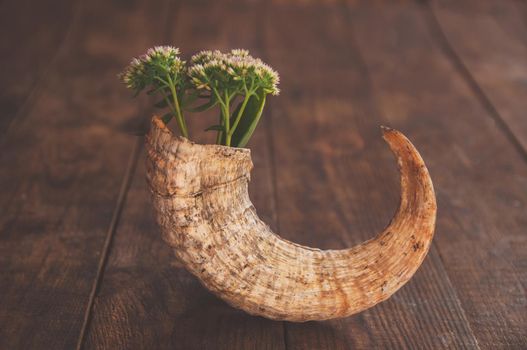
(230, 49), (250, 57)
(119, 46), (185, 92)
(145, 46), (180, 60)
(188, 49), (280, 95)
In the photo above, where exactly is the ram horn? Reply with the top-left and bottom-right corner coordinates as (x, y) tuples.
(146, 116), (436, 321)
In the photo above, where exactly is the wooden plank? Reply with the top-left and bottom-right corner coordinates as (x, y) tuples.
(0, 0), (167, 348)
(266, 5), (475, 349)
(429, 0), (527, 157)
(0, 0), (78, 136)
(347, 1), (527, 348)
(428, 0), (527, 293)
(83, 1), (286, 349)
(262, 2), (480, 348)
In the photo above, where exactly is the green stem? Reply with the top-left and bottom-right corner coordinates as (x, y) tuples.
(215, 115), (223, 144)
(211, 86), (226, 109)
(166, 74), (188, 138)
(223, 91), (231, 146)
(154, 76), (170, 86)
(211, 87), (226, 144)
(229, 91), (253, 138)
(161, 93), (177, 117)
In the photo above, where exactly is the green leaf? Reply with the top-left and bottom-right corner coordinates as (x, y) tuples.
(187, 97), (218, 113)
(230, 89), (266, 148)
(181, 91), (199, 108)
(161, 113), (173, 123)
(205, 124), (225, 132)
(154, 99), (169, 108)
(146, 86), (166, 95)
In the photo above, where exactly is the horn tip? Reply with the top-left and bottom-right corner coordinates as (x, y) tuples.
(380, 125), (396, 136)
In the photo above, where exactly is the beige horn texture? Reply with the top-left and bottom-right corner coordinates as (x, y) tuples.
(145, 116), (437, 322)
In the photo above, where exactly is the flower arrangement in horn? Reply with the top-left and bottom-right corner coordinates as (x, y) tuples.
(119, 46), (279, 147)
(119, 45), (437, 322)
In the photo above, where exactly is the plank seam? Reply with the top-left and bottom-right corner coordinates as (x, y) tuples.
(75, 0), (178, 347)
(416, 2), (515, 348)
(422, 0), (527, 163)
(341, 1), (482, 347)
(75, 137), (142, 350)
(425, 0), (527, 308)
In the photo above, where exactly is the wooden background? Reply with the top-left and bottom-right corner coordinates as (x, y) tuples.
(1, 0), (526, 348)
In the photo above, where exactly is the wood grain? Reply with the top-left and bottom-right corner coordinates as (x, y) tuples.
(262, 1), (479, 348)
(0, 0), (166, 348)
(1, 0), (526, 348)
(83, 0), (286, 349)
(427, 0), (527, 315)
(429, 0), (527, 157)
(349, 1), (527, 348)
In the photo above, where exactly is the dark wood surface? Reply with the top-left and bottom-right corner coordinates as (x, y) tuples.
(0, 0), (526, 348)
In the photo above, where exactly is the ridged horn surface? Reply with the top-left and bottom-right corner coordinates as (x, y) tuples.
(146, 116), (436, 321)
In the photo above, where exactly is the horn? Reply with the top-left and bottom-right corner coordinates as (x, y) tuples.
(146, 116), (436, 321)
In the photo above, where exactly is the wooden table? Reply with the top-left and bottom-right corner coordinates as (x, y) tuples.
(1, 0), (526, 348)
